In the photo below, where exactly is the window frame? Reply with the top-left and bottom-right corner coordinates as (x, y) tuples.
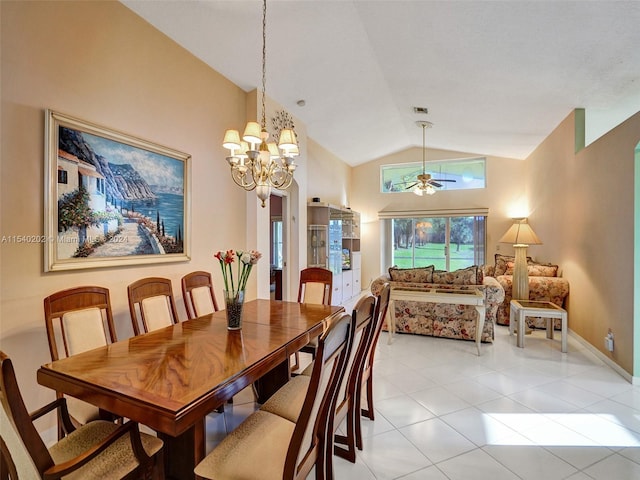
(380, 157), (486, 193)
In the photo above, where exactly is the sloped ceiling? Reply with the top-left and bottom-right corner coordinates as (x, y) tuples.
(122, 0), (640, 165)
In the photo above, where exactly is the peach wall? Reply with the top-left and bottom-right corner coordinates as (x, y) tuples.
(0, 1), (249, 414)
(351, 146), (526, 290)
(527, 110), (640, 375)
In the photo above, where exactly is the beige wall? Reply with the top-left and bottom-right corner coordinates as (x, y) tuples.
(307, 138), (352, 207)
(351, 147), (526, 290)
(0, 1), (251, 412)
(527, 110), (640, 374)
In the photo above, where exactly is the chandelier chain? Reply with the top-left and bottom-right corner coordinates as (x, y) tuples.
(261, 0), (267, 130)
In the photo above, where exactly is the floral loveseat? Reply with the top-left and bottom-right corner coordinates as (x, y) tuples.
(484, 254), (570, 329)
(370, 265), (505, 343)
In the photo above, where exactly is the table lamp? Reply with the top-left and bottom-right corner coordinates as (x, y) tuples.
(499, 219), (542, 300)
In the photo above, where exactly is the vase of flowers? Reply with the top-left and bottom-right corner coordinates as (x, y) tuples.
(215, 249), (262, 330)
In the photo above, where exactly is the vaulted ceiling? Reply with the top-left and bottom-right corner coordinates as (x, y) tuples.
(123, 0), (640, 166)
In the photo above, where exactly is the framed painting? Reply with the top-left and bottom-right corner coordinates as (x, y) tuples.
(44, 110), (191, 271)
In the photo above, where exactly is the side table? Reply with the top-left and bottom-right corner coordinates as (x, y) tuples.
(509, 299), (567, 353)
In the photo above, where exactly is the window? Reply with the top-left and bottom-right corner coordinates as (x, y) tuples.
(381, 157), (486, 193)
(390, 215), (486, 271)
(58, 169), (68, 184)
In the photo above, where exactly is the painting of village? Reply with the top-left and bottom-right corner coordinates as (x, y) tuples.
(46, 111), (190, 270)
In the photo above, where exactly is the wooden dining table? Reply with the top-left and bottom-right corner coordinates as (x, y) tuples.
(37, 299), (344, 480)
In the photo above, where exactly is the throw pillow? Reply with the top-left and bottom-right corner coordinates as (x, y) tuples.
(494, 253), (533, 276)
(504, 261), (559, 277)
(388, 265), (434, 283)
(432, 265), (481, 285)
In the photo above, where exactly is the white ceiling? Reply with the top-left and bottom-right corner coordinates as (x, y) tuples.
(122, 0), (640, 166)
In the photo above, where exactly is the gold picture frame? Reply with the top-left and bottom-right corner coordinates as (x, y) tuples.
(44, 109), (191, 271)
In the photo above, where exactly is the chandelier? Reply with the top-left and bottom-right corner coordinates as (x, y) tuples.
(222, 0), (298, 208)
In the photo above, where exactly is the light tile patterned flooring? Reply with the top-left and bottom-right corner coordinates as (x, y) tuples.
(205, 308), (640, 480)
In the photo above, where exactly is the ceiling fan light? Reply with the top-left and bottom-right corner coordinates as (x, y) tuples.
(414, 186), (424, 196)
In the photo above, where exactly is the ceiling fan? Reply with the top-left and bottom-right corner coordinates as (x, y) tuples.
(404, 121), (456, 196)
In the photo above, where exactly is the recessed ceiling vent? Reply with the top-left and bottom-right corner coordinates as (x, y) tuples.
(413, 106), (429, 114)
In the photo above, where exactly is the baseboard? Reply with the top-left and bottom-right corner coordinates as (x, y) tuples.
(568, 328), (637, 384)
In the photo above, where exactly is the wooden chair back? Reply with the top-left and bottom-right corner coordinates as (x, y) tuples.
(43, 286), (119, 437)
(332, 294), (376, 464)
(298, 267), (333, 305)
(127, 277), (180, 335)
(285, 312), (354, 479)
(356, 283), (390, 448)
(181, 271), (219, 319)
(43, 286), (117, 361)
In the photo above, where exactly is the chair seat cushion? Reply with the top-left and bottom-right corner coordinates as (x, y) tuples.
(194, 411), (294, 480)
(65, 397), (102, 425)
(301, 362), (313, 377)
(49, 420), (163, 480)
(260, 375), (310, 422)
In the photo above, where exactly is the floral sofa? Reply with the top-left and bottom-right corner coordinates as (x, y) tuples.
(370, 265), (505, 343)
(484, 254), (570, 329)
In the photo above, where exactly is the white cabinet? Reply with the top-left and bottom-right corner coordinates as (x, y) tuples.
(308, 202), (361, 305)
(351, 252), (362, 296)
(342, 269), (353, 300)
(331, 272), (342, 306)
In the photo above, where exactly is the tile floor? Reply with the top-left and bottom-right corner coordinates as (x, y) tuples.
(205, 309), (640, 480)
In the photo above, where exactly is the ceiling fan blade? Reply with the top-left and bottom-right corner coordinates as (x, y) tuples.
(431, 178), (457, 182)
(429, 181), (443, 188)
(405, 182), (418, 189)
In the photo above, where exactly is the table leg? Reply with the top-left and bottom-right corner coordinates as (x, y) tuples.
(253, 358), (290, 403)
(159, 418), (205, 480)
(546, 317), (554, 340)
(517, 310), (525, 348)
(561, 312), (568, 353)
(387, 299), (396, 344)
(509, 306), (515, 336)
(474, 305), (485, 356)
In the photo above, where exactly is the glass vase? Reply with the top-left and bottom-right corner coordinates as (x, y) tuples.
(224, 290), (245, 330)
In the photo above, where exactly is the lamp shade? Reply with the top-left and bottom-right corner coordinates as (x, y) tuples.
(499, 221), (542, 246)
(222, 130), (241, 150)
(242, 122), (262, 145)
(278, 128), (297, 150)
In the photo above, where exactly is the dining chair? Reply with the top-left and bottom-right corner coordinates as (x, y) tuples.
(0, 351), (165, 480)
(292, 267), (333, 371)
(194, 312), (354, 480)
(43, 286), (119, 437)
(261, 294), (377, 470)
(298, 267), (333, 305)
(356, 282), (391, 450)
(181, 271), (219, 319)
(127, 277), (180, 335)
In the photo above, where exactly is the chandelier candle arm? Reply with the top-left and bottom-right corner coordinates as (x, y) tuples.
(221, 0), (298, 208)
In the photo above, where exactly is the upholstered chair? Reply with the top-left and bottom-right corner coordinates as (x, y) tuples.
(181, 271), (219, 319)
(292, 267), (333, 370)
(194, 312), (354, 480)
(0, 351), (164, 479)
(261, 294), (377, 472)
(356, 283), (391, 449)
(43, 286), (119, 437)
(127, 277), (180, 335)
